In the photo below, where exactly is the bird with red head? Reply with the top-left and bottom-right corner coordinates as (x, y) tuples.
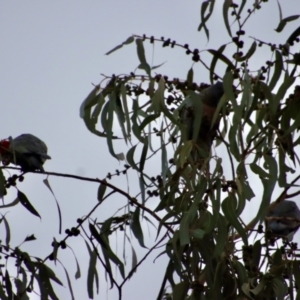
(0, 134), (51, 172)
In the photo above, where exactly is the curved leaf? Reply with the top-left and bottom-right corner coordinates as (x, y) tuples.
(287, 25), (300, 44)
(186, 67), (193, 85)
(136, 39), (151, 75)
(0, 169), (6, 199)
(173, 281), (189, 300)
(222, 0), (232, 37)
(275, 15), (300, 32)
(209, 44), (226, 83)
(208, 49), (234, 70)
(43, 178), (62, 234)
(105, 36), (134, 55)
(269, 50), (283, 92)
(198, 0), (213, 40)
(17, 190), (40, 218)
(222, 194), (248, 245)
(131, 207), (146, 248)
(97, 181), (107, 202)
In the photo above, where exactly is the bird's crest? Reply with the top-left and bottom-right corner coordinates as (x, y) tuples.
(0, 140), (10, 154)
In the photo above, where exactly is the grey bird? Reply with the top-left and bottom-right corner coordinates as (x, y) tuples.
(267, 200), (300, 241)
(0, 134), (51, 172)
(180, 82), (224, 165)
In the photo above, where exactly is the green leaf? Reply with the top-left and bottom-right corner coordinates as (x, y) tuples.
(105, 36), (134, 55)
(188, 91), (203, 141)
(223, 0), (233, 37)
(43, 264), (63, 286)
(0, 169), (6, 199)
(241, 70), (252, 112)
(14, 278), (29, 300)
(114, 95), (128, 144)
(211, 92), (226, 130)
(0, 215), (10, 247)
(126, 144), (138, 171)
(131, 98), (146, 143)
(272, 278), (287, 299)
(237, 0), (247, 19)
(287, 25), (300, 45)
(138, 114), (159, 131)
(91, 93), (105, 122)
(254, 160), (277, 225)
(228, 126), (240, 161)
(139, 175), (146, 206)
(236, 178), (255, 201)
(213, 215), (228, 257)
(252, 240), (262, 268)
(179, 211), (194, 246)
(283, 110), (300, 136)
(97, 181), (107, 202)
(23, 234), (36, 243)
(259, 82), (275, 113)
(178, 141), (193, 168)
(244, 41), (257, 60)
(131, 244), (138, 270)
(0, 281), (8, 300)
(278, 149), (287, 187)
(131, 207), (146, 248)
(198, 0), (214, 40)
(106, 92), (118, 159)
(136, 39), (151, 75)
(208, 49), (234, 70)
(274, 74), (295, 111)
(269, 50), (283, 91)
(275, 15), (300, 32)
(223, 72), (236, 110)
(4, 270), (12, 299)
(179, 181), (206, 245)
(173, 281), (189, 300)
(233, 260), (248, 289)
(79, 85), (100, 118)
(250, 162), (270, 178)
(222, 194), (248, 245)
(17, 190), (40, 218)
(43, 178), (62, 234)
(61, 264), (75, 300)
(89, 223), (125, 278)
(81, 90), (107, 138)
(209, 44), (226, 83)
(161, 135), (168, 187)
(68, 246), (81, 279)
(293, 261), (300, 294)
(192, 228), (205, 239)
(186, 67), (193, 85)
(139, 138), (148, 172)
(276, 0), (283, 23)
(120, 84), (131, 140)
(151, 61), (166, 70)
(234, 41), (257, 62)
(87, 249), (97, 299)
(38, 264), (60, 300)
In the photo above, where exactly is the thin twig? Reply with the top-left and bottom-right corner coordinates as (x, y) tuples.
(120, 232), (169, 288)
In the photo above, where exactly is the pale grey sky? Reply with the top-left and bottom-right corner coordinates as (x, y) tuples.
(1, 1), (299, 299)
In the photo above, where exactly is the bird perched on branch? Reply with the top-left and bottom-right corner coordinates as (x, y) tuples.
(266, 200), (300, 241)
(0, 134), (51, 172)
(180, 81), (224, 166)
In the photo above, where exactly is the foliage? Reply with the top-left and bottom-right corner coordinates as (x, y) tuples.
(1, 0), (300, 299)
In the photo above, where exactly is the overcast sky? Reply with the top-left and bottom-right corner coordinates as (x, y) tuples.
(1, 1), (299, 299)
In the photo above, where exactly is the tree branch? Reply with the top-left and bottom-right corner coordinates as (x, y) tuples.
(2, 167), (174, 234)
